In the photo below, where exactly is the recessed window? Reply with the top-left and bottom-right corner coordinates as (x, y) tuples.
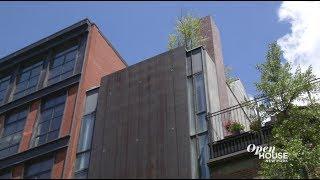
(196, 113), (207, 134)
(74, 89), (98, 179)
(13, 61), (43, 100)
(24, 156), (54, 179)
(198, 134), (210, 179)
(194, 74), (206, 113)
(0, 76), (11, 105)
(47, 45), (78, 86)
(0, 108), (28, 159)
(32, 93), (66, 147)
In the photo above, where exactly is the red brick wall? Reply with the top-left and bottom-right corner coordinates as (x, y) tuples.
(0, 115), (4, 136)
(51, 149), (67, 179)
(200, 16), (229, 110)
(12, 165), (23, 179)
(59, 85), (78, 137)
(63, 24), (127, 178)
(19, 100), (40, 152)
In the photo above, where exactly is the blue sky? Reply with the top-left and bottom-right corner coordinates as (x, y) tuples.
(0, 2), (290, 95)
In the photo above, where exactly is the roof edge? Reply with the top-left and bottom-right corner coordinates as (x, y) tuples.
(0, 18), (92, 64)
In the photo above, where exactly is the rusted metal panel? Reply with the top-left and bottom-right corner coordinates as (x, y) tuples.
(89, 47), (191, 178)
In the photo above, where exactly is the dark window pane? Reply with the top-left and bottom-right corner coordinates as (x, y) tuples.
(50, 117), (62, 131)
(25, 157), (53, 178)
(198, 134), (210, 179)
(84, 92), (98, 115)
(52, 56), (64, 68)
(63, 60), (75, 73)
(77, 114), (94, 152)
(33, 93), (66, 147)
(49, 67), (62, 79)
(47, 131), (59, 142)
(40, 110), (53, 123)
(20, 72), (30, 82)
(74, 170), (88, 179)
(65, 50), (77, 62)
(13, 61), (42, 99)
(0, 108), (27, 159)
(54, 105), (65, 117)
(196, 113), (207, 133)
(61, 71), (73, 81)
(37, 121), (50, 136)
(29, 76), (39, 87)
(192, 51), (203, 74)
(75, 152), (90, 172)
(194, 74), (206, 113)
(48, 45), (78, 85)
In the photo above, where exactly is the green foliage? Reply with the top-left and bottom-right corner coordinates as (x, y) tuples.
(256, 42), (320, 179)
(249, 119), (262, 132)
(168, 13), (204, 50)
(225, 121), (245, 133)
(255, 42), (317, 115)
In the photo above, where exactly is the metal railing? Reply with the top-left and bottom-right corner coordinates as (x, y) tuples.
(209, 124), (273, 159)
(206, 78), (320, 160)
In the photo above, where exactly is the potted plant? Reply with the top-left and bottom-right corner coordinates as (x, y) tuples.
(250, 120), (262, 132)
(225, 121), (245, 135)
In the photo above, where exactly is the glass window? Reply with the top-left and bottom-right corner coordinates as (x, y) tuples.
(198, 134), (210, 179)
(47, 45), (78, 86)
(33, 93), (66, 147)
(84, 91), (98, 115)
(74, 170), (88, 179)
(74, 89), (98, 179)
(0, 108), (28, 159)
(194, 74), (206, 113)
(77, 114), (94, 153)
(0, 76), (11, 105)
(196, 113), (207, 133)
(191, 50), (203, 74)
(13, 61), (43, 100)
(24, 157), (53, 179)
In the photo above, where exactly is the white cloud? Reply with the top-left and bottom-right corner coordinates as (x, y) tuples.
(277, 1), (320, 76)
(277, 1), (320, 106)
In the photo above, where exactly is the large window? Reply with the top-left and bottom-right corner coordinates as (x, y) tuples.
(24, 156), (54, 179)
(74, 89), (98, 179)
(47, 45), (78, 85)
(13, 61), (43, 100)
(0, 108), (28, 159)
(32, 93), (66, 147)
(187, 50), (210, 179)
(0, 76), (11, 105)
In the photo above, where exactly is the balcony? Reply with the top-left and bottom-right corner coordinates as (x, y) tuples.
(209, 123), (273, 160)
(206, 95), (276, 159)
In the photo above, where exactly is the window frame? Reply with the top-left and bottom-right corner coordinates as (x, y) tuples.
(0, 107), (28, 159)
(0, 75), (12, 105)
(24, 155), (54, 179)
(47, 43), (80, 86)
(12, 60), (44, 100)
(32, 92), (67, 147)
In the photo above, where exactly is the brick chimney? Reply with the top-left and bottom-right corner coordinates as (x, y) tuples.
(200, 16), (229, 110)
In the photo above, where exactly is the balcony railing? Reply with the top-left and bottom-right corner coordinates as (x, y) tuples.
(209, 124), (273, 159)
(206, 95), (276, 160)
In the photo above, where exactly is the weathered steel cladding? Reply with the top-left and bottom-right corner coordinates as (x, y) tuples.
(89, 47), (191, 178)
